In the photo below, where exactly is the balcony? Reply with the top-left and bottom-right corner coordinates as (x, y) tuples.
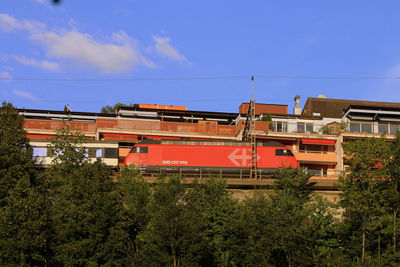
(293, 151), (337, 165)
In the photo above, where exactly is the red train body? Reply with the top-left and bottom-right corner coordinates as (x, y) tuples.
(124, 140), (298, 176)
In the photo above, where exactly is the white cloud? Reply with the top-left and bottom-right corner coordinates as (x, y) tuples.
(31, 30), (154, 73)
(0, 13), (45, 33)
(12, 55), (60, 72)
(0, 13), (155, 74)
(13, 90), (39, 101)
(152, 35), (188, 63)
(0, 14), (189, 74)
(0, 71), (12, 80)
(0, 14), (20, 31)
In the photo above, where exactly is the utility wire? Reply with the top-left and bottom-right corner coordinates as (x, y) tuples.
(0, 76), (249, 82)
(257, 75), (400, 80)
(2, 75), (400, 82)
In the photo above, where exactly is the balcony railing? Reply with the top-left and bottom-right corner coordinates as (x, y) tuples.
(306, 169), (342, 178)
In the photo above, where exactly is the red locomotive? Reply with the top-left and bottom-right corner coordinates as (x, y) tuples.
(124, 140), (298, 177)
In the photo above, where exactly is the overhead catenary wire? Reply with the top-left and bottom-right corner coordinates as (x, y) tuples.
(2, 74), (400, 82)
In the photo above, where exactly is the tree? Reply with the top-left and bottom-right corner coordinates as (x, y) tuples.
(135, 176), (187, 266)
(226, 168), (336, 267)
(135, 176), (237, 267)
(102, 166), (151, 265)
(230, 194), (276, 267)
(339, 137), (390, 263)
(382, 132), (400, 260)
(267, 168), (315, 267)
(0, 102), (36, 204)
(101, 103), (133, 114)
(45, 126), (125, 265)
(260, 113), (273, 130)
(184, 178), (237, 266)
(0, 102), (47, 266)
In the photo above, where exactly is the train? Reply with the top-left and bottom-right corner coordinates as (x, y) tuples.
(30, 140), (119, 167)
(124, 139), (298, 178)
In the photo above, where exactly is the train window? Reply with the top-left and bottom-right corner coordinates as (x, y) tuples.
(33, 147), (47, 157)
(105, 148), (118, 158)
(96, 148), (103, 158)
(130, 146), (148, 153)
(276, 149), (294, 156)
(83, 148), (88, 158)
(74, 147), (88, 158)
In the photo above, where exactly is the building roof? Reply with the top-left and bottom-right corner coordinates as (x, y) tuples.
(302, 97), (400, 118)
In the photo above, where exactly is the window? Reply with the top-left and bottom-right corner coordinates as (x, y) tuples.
(297, 123), (305, 133)
(83, 148), (88, 158)
(88, 148), (103, 158)
(299, 144), (328, 153)
(33, 147), (47, 157)
(74, 147), (88, 157)
(297, 122), (313, 133)
(272, 121), (288, 133)
(361, 124), (372, 133)
(378, 123), (400, 134)
(275, 149), (294, 156)
(105, 148), (119, 158)
(350, 122), (373, 133)
(350, 123), (361, 132)
(390, 125), (400, 134)
(306, 123), (313, 133)
(378, 124), (388, 134)
(96, 148), (103, 158)
(130, 146), (148, 153)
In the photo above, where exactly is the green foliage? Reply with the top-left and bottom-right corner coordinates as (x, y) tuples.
(340, 137), (391, 263)
(101, 103), (134, 114)
(226, 168), (336, 267)
(0, 102), (36, 204)
(48, 162), (121, 266)
(185, 178), (237, 266)
(273, 168), (312, 204)
(135, 176), (187, 266)
(105, 166), (151, 265)
(135, 177), (238, 267)
(260, 113), (273, 130)
(45, 125), (129, 266)
(48, 124), (88, 168)
(9, 100), (400, 266)
(0, 102), (47, 266)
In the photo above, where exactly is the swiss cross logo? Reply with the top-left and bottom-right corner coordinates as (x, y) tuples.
(228, 148), (260, 167)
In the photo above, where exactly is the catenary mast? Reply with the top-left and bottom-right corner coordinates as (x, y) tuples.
(249, 76), (257, 179)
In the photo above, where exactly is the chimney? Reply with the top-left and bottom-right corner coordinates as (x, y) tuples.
(293, 95), (301, 115)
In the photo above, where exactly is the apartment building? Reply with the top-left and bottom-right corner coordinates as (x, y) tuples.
(19, 95), (400, 199)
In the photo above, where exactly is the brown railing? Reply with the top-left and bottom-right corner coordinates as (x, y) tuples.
(97, 119), (240, 136)
(24, 119), (97, 132)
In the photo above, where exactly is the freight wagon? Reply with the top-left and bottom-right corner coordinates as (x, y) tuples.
(124, 140), (298, 178)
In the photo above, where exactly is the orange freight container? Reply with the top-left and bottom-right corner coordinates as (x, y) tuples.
(139, 104), (187, 111)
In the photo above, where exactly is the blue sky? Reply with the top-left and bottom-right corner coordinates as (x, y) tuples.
(1, 0), (400, 113)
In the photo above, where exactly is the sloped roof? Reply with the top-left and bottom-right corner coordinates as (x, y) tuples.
(302, 98), (400, 118)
